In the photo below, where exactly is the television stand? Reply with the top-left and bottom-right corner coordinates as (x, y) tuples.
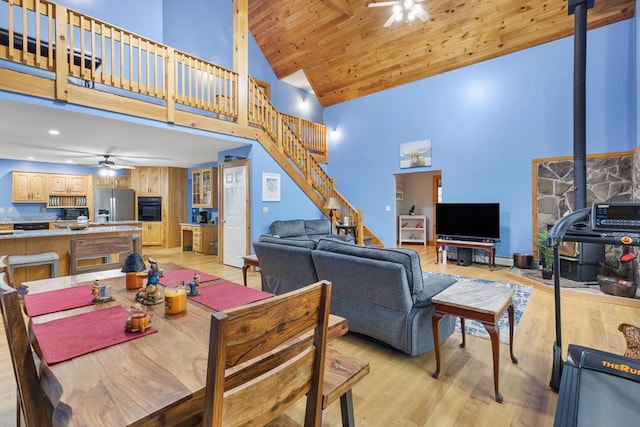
(435, 238), (497, 270)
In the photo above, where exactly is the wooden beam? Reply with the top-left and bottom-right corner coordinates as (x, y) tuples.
(233, 0), (249, 127)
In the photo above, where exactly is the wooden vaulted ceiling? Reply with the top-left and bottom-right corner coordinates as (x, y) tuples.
(248, 0), (635, 107)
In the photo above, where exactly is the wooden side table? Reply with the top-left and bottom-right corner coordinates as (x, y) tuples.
(241, 254), (260, 287)
(431, 280), (518, 403)
(335, 225), (357, 242)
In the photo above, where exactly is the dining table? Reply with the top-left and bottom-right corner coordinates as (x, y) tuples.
(21, 267), (348, 426)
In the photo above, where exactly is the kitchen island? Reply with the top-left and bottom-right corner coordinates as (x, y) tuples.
(0, 225), (142, 284)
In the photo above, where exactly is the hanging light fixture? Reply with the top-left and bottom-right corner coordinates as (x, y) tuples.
(368, 1), (430, 27)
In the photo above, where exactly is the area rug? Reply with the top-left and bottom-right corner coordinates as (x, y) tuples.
(423, 272), (532, 344)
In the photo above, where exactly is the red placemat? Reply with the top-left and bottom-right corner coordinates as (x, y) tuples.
(160, 269), (218, 284)
(188, 281), (272, 311)
(24, 284), (96, 317)
(31, 305), (157, 365)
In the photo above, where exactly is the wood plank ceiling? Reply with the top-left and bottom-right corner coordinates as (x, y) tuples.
(248, 0), (635, 107)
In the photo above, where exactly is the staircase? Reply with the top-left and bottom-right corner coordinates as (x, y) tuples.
(0, 0), (383, 246)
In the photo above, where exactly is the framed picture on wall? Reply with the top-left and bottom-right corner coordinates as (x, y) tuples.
(400, 139), (432, 168)
(262, 173), (281, 202)
(396, 191), (403, 201)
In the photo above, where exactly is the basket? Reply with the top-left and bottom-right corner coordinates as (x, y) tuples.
(618, 323), (640, 359)
(513, 253), (533, 269)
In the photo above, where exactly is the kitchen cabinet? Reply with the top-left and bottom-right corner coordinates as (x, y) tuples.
(0, 224), (12, 231)
(49, 174), (88, 195)
(134, 167), (162, 195)
(47, 174), (89, 208)
(141, 222), (163, 246)
(181, 223), (217, 255)
(398, 215), (427, 246)
(94, 175), (131, 188)
(132, 167), (187, 248)
(12, 172), (47, 202)
(191, 167), (217, 208)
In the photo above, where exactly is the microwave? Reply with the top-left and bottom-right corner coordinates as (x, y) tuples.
(61, 208), (89, 220)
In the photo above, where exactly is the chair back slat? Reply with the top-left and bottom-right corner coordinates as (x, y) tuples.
(0, 282), (54, 426)
(203, 280), (331, 427)
(69, 235), (134, 275)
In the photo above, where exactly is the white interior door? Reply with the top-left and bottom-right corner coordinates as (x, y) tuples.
(222, 164), (247, 267)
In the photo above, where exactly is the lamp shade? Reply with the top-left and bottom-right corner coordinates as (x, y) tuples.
(324, 197), (340, 210)
(121, 253), (146, 273)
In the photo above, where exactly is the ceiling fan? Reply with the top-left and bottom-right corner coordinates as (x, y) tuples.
(94, 155), (135, 176)
(368, 0), (430, 27)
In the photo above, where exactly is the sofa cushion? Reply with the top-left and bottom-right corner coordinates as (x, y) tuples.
(258, 234), (317, 249)
(304, 219), (330, 236)
(315, 238), (424, 295)
(269, 220), (306, 238)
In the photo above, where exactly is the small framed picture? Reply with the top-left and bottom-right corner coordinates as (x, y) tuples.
(396, 191), (403, 201)
(262, 173), (281, 202)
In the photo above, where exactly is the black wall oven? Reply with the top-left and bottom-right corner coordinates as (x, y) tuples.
(137, 197), (162, 221)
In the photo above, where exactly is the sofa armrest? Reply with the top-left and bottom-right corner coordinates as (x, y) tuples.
(414, 273), (457, 307)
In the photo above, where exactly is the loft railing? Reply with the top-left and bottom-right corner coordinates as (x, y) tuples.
(0, 0), (381, 246)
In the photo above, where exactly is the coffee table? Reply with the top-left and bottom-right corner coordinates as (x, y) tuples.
(431, 280), (518, 403)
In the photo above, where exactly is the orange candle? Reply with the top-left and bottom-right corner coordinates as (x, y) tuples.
(164, 281), (187, 314)
(126, 272), (141, 290)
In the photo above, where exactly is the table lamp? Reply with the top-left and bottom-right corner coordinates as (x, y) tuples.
(324, 197), (340, 234)
(121, 253), (146, 290)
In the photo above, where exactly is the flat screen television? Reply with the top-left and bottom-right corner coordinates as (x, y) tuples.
(435, 203), (500, 241)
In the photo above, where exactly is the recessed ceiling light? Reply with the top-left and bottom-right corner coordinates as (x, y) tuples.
(27, 156), (35, 160)
(48, 129), (60, 136)
(66, 160), (74, 164)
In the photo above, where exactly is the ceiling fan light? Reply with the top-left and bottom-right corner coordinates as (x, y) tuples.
(408, 11), (415, 21)
(99, 168), (108, 177)
(392, 4), (402, 14)
(404, 0), (414, 9)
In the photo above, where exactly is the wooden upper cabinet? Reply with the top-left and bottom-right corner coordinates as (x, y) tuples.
(136, 167), (162, 195)
(49, 174), (88, 195)
(192, 167), (217, 208)
(94, 175), (131, 188)
(12, 172), (47, 202)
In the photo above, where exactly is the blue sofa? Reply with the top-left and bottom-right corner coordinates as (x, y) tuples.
(253, 237), (457, 356)
(259, 218), (353, 244)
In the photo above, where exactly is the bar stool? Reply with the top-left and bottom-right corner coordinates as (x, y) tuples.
(8, 252), (59, 280)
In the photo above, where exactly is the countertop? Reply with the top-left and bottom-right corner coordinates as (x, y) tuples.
(180, 222), (217, 227)
(0, 225), (142, 240)
(51, 220), (142, 228)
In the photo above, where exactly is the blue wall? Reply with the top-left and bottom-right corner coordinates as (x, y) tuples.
(0, 1), (637, 258)
(324, 19), (636, 256)
(54, 0), (164, 41)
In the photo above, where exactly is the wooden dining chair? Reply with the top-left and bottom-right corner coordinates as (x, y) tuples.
(202, 280), (332, 426)
(0, 281), (54, 427)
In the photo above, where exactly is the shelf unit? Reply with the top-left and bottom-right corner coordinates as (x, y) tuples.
(398, 215), (427, 246)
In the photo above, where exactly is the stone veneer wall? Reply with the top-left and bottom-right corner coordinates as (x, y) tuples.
(535, 153), (634, 279)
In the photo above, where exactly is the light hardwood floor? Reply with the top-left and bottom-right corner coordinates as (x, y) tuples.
(1, 245), (638, 426)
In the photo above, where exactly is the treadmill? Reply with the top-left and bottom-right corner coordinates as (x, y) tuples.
(547, 203), (640, 425)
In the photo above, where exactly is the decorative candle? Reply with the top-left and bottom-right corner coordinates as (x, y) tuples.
(164, 280), (187, 315)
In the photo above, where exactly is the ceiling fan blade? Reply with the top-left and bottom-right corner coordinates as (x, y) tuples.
(383, 13), (397, 27)
(368, 1), (398, 7)
(414, 6), (430, 22)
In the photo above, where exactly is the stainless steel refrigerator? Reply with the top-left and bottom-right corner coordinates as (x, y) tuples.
(93, 188), (135, 222)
